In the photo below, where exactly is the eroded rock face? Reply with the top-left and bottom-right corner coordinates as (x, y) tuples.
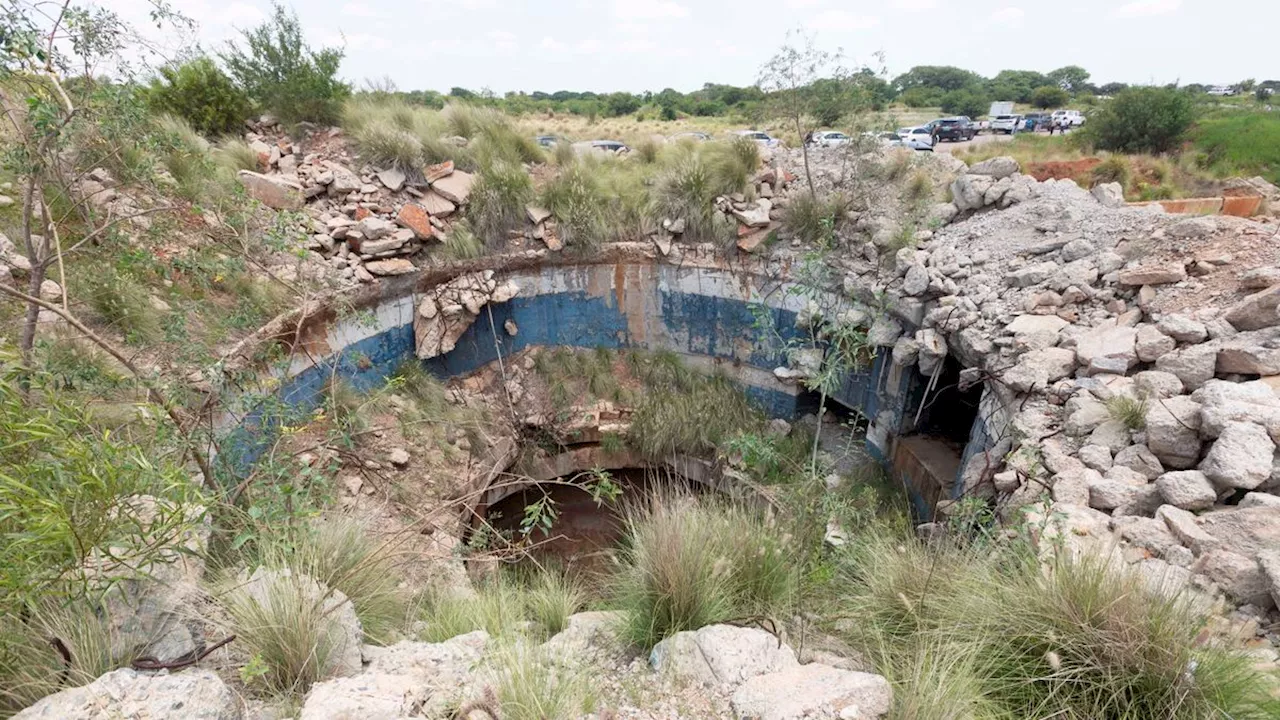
(14, 669), (239, 720)
(731, 663), (892, 720)
(414, 270), (521, 359)
(650, 625), (798, 688)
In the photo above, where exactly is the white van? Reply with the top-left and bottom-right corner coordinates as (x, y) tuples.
(1051, 110), (1085, 127)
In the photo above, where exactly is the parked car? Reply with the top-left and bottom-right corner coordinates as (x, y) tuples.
(807, 130), (851, 148)
(733, 130), (780, 148)
(1023, 113), (1052, 131)
(990, 114), (1023, 134)
(897, 127), (935, 151)
(534, 135), (567, 147)
(669, 131), (711, 142)
(571, 140), (630, 155)
(1051, 109), (1085, 127)
(928, 117), (977, 142)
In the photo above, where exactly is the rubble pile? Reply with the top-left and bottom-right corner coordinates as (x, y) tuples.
(835, 156), (1280, 637)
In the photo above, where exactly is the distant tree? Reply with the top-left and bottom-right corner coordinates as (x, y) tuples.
(1084, 86), (1195, 154)
(758, 30), (855, 195)
(660, 106), (677, 121)
(1258, 86), (1273, 103)
(893, 65), (983, 93)
(1239, 79), (1257, 93)
(939, 89), (987, 118)
(900, 86), (944, 108)
(449, 87), (476, 98)
(605, 92), (641, 117)
(987, 69), (1051, 104)
(1097, 82), (1129, 96)
(221, 2), (349, 124)
(1048, 65), (1091, 92)
(1031, 85), (1069, 109)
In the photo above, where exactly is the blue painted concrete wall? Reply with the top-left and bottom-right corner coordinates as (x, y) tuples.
(218, 278), (893, 478)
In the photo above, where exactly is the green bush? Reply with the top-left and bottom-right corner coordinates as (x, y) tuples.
(1090, 155), (1130, 187)
(539, 163), (608, 251)
(781, 191), (844, 245)
(470, 161), (534, 242)
(1084, 87), (1195, 154)
(221, 3), (350, 125)
(145, 57), (252, 136)
(939, 89), (987, 118)
(1030, 85), (1069, 110)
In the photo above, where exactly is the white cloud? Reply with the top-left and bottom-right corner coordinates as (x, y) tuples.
(312, 29), (390, 51)
(808, 10), (880, 31)
(613, 0), (689, 20)
(891, 0), (937, 7)
(989, 7), (1025, 25)
(487, 30), (518, 52)
(784, 0), (824, 7)
(540, 36), (567, 53)
(1112, 0), (1181, 18)
(340, 2), (385, 18)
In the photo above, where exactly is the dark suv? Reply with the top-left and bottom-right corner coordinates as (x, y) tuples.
(928, 117), (977, 142)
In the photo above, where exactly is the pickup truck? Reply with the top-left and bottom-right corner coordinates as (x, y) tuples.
(928, 117), (977, 142)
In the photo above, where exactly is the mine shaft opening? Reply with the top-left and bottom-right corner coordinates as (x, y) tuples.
(479, 465), (704, 578)
(894, 357), (984, 520)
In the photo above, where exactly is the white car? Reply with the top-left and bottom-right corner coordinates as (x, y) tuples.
(807, 130), (851, 148)
(1051, 110), (1085, 127)
(990, 114), (1023, 134)
(897, 127), (935, 151)
(733, 130), (780, 148)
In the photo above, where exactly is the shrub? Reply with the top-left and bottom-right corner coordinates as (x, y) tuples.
(491, 644), (594, 720)
(84, 268), (162, 344)
(475, 121), (545, 167)
(650, 157), (723, 244)
(470, 161), (534, 242)
(222, 568), (354, 695)
(906, 170), (933, 202)
(614, 496), (802, 649)
(441, 218), (486, 260)
(524, 571), (585, 637)
(781, 191), (843, 245)
(349, 120), (424, 174)
(1030, 85), (1069, 110)
(288, 520), (406, 644)
(221, 3), (350, 125)
(1090, 155), (1130, 187)
(634, 137), (660, 164)
(539, 163), (607, 251)
(214, 137), (261, 173)
(146, 57), (252, 136)
(701, 136), (759, 196)
(939, 89), (987, 118)
(0, 601), (128, 713)
(1084, 87), (1195, 154)
(628, 369), (761, 458)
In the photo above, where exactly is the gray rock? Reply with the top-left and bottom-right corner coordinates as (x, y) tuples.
(1089, 419), (1133, 453)
(431, 170), (475, 205)
(356, 216), (397, 241)
(1259, 551), (1280, 609)
(1157, 505), (1219, 553)
(1004, 347), (1077, 393)
(1133, 371), (1184, 398)
(1199, 422), (1275, 490)
(1240, 492), (1280, 509)
(867, 316), (903, 347)
(1075, 326), (1138, 374)
(967, 156), (1020, 179)
(1114, 444), (1164, 480)
(1060, 237), (1095, 262)
(1156, 470), (1217, 511)
(1157, 314), (1208, 344)
(1145, 396), (1203, 469)
(1225, 285), (1280, 331)
(1065, 397), (1110, 437)
(1241, 267), (1280, 290)
(1135, 325), (1176, 362)
(1155, 345), (1218, 391)
(1077, 444), (1113, 472)
(1006, 261), (1060, 288)
(237, 170), (303, 210)
(1192, 549), (1273, 608)
(951, 174), (994, 210)
(651, 624), (798, 688)
(376, 167), (406, 192)
(730, 663), (892, 720)
(1116, 516), (1181, 557)
(1117, 264), (1187, 286)
(14, 668), (238, 720)
(1167, 216), (1216, 239)
(1091, 182), (1125, 208)
(1197, 506), (1280, 559)
(902, 264), (929, 296)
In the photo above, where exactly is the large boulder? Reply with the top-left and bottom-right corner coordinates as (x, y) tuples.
(1003, 347), (1077, 393)
(650, 624), (798, 688)
(1198, 421), (1275, 490)
(1075, 325), (1138, 375)
(967, 156), (1019, 179)
(1144, 396), (1202, 469)
(237, 171), (302, 210)
(951, 174), (994, 211)
(14, 669), (238, 720)
(1225, 285), (1280, 331)
(1155, 470), (1217, 511)
(1154, 345), (1218, 391)
(430, 170), (475, 205)
(730, 663), (891, 720)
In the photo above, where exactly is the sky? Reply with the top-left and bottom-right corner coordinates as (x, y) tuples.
(112, 0), (1278, 94)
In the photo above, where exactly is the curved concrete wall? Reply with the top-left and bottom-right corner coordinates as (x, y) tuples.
(214, 249), (950, 509)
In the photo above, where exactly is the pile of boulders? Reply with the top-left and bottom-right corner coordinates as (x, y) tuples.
(413, 270), (520, 359)
(844, 157), (1280, 638)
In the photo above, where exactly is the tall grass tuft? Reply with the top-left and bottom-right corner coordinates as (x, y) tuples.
(491, 644), (595, 720)
(441, 218), (486, 260)
(289, 520), (406, 645)
(470, 161), (534, 242)
(650, 156), (725, 244)
(349, 120), (424, 175)
(613, 496), (803, 650)
(524, 571), (586, 637)
(214, 137), (261, 173)
(85, 269), (162, 344)
(540, 163), (607, 251)
(0, 601), (128, 714)
(221, 568), (355, 695)
(781, 191), (844, 245)
(1091, 155), (1130, 187)
(628, 369), (761, 458)
(418, 576), (527, 643)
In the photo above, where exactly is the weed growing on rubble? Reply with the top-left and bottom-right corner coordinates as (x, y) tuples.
(540, 164), (608, 251)
(491, 644), (596, 720)
(441, 219), (486, 260)
(348, 118), (424, 174)
(84, 267), (163, 344)
(524, 571), (587, 637)
(781, 190), (844, 244)
(471, 161), (535, 241)
(628, 370), (761, 458)
(829, 522), (1280, 719)
(215, 137), (262, 173)
(418, 570), (585, 642)
(1106, 394), (1148, 431)
(288, 520), (407, 645)
(0, 600), (128, 713)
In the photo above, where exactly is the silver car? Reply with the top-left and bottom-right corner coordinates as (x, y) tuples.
(896, 127), (935, 151)
(733, 130), (780, 148)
